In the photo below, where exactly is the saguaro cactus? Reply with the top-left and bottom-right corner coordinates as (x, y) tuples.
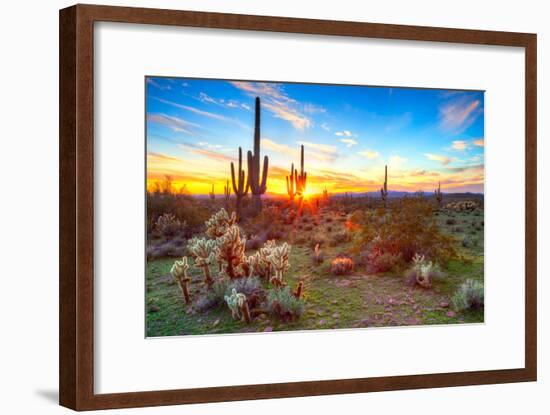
(380, 164), (388, 207)
(435, 181), (443, 208)
(295, 145), (307, 197)
(209, 183), (215, 200)
(247, 97), (269, 214)
(224, 179), (231, 209)
(230, 147), (249, 220)
(286, 163), (297, 201)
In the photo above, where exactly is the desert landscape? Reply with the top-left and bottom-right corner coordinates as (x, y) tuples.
(146, 79), (485, 336)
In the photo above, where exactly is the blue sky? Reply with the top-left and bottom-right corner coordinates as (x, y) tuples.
(146, 77), (484, 195)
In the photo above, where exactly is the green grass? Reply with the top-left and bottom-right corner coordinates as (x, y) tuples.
(146, 207), (484, 337)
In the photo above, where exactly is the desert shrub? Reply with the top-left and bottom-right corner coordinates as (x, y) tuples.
(146, 239), (186, 260)
(310, 232), (328, 249)
(147, 191), (209, 235)
(404, 253), (442, 288)
(330, 229), (352, 246)
(367, 251), (403, 273)
(304, 224), (314, 231)
(155, 213), (186, 238)
(246, 234), (265, 251)
(326, 225), (333, 232)
(226, 276), (261, 298)
(446, 218), (457, 225)
(330, 255), (354, 276)
(356, 196), (457, 263)
(194, 279), (229, 312)
(325, 217), (333, 223)
(267, 287), (304, 321)
(452, 279), (484, 311)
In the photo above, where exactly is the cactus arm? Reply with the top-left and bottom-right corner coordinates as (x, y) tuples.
(260, 155), (269, 192)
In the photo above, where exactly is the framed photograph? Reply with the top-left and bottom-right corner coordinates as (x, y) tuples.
(59, 4), (537, 411)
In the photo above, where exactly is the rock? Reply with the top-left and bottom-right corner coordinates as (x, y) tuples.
(446, 311), (457, 318)
(440, 301), (450, 308)
(331, 299), (338, 305)
(212, 318), (220, 326)
(263, 326), (273, 332)
(332, 312), (340, 319)
(149, 304), (160, 312)
(318, 319), (327, 325)
(360, 318), (371, 327)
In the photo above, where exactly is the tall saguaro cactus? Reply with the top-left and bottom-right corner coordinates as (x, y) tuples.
(286, 163), (297, 201)
(435, 181), (443, 208)
(247, 97), (269, 214)
(209, 183), (215, 200)
(230, 147), (249, 221)
(295, 145), (307, 197)
(224, 179), (231, 209)
(380, 164), (388, 207)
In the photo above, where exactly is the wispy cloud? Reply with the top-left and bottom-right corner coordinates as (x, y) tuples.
(178, 143), (234, 163)
(146, 78), (171, 91)
(335, 130), (355, 137)
(230, 82), (312, 130)
(299, 141), (338, 161)
(199, 92), (250, 111)
(262, 138), (338, 162)
(425, 153), (452, 166)
(340, 138), (358, 147)
(151, 97), (249, 130)
(440, 96), (483, 133)
(451, 140), (469, 151)
(147, 113), (199, 135)
(473, 138), (484, 147)
(358, 149), (379, 159)
(321, 122), (331, 132)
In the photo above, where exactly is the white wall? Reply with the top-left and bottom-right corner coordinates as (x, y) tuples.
(0, 0), (547, 414)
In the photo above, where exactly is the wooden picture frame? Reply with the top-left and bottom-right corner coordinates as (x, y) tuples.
(59, 4), (537, 411)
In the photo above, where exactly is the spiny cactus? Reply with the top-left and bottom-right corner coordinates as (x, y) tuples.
(170, 256), (191, 304)
(434, 181), (443, 208)
(293, 281), (304, 299)
(248, 239), (277, 279)
(247, 97), (269, 214)
(295, 145), (307, 197)
(209, 183), (215, 200)
(215, 225), (248, 279)
(223, 179), (231, 209)
(224, 288), (251, 323)
(230, 147), (249, 221)
(188, 237), (217, 287)
(286, 162), (297, 201)
(205, 208), (237, 239)
(267, 242), (291, 287)
(380, 164), (388, 207)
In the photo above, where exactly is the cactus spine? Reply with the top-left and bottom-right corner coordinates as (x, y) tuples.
(380, 164), (388, 207)
(435, 181), (443, 208)
(286, 162), (297, 201)
(295, 145), (307, 197)
(230, 147), (249, 220)
(247, 97), (269, 214)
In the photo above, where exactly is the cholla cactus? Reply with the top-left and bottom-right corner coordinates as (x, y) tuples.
(224, 288), (251, 323)
(170, 256), (191, 304)
(267, 242), (291, 287)
(155, 213), (184, 237)
(216, 225), (248, 279)
(248, 240), (276, 279)
(407, 253), (440, 288)
(205, 208), (237, 239)
(188, 237), (217, 287)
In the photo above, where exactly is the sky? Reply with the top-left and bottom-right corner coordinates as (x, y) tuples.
(146, 77), (484, 196)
